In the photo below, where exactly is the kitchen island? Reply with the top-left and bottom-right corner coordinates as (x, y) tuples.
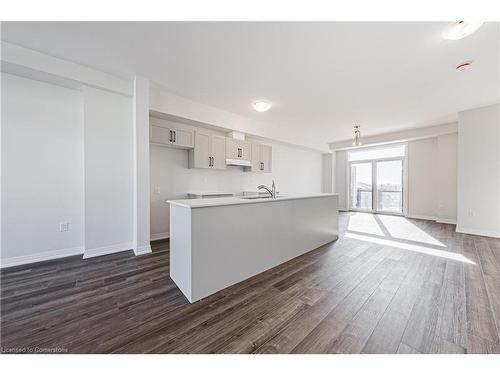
(168, 193), (339, 303)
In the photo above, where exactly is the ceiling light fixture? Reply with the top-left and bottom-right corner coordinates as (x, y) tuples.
(252, 100), (272, 112)
(352, 125), (362, 146)
(456, 61), (472, 71)
(442, 21), (484, 40)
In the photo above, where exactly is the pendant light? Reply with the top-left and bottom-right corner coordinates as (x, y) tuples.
(352, 125), (362, 146)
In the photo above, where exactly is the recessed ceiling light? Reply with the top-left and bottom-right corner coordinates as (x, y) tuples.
(456, 61), (472, 71)
(252, 100), (272, 112)
(442, 21), (484, 40)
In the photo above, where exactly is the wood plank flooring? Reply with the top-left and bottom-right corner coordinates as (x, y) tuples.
(1, 212), (500, 354)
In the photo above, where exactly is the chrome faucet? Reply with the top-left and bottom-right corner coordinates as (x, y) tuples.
(257, 180), (277, 199)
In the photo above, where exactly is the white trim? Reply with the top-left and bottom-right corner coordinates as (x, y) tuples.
(151, 232), (170, 241)
(134, 245), (152, 256)
(1, 42), (132, 96)
(0, 246), (84, 269)
(83, 242), (133, 259)
(329, 122), (458, 151)
(436, 218), (457, 225)
(406, 214), (437, 221)
(456, 227), (500, 238)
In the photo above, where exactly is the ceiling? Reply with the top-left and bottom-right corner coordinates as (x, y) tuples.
(2, 22), (499, 148)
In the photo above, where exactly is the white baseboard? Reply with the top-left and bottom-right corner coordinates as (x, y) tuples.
(1, 246), (84, 269)
(406, 214), (437, 221)
(83, 242), (133, 259)
(151, 232), (169, 241)
(436, 218), (457, 225)
(134, 245), (152, 256)
(456, 227), (500, 238)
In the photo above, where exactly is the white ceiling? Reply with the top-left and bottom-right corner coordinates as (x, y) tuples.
(2, 22), (499, 147)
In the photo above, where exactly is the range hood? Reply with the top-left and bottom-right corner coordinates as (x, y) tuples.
(226, 158), (252, 167)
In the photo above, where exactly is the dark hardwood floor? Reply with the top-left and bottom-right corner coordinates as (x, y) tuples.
(1, 212), (500, 354)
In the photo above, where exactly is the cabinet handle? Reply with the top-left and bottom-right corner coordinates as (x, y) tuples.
(238, 148), (241, 157)
(212, 156), (214, 167)
(169, 130), (172, 142)
(261, 162), (264, 171)
(173, 131), (176, 143)
(209, 156), (212, 167)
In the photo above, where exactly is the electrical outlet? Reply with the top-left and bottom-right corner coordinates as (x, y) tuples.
(60, 222), (70, 232)
(154, 186), (161, 195)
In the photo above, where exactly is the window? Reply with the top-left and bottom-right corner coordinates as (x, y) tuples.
(348, 144), (405, 162)
(348, 144), (406, 214)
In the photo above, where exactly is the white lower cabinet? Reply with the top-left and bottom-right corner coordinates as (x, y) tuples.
(189, 130), (226, 170)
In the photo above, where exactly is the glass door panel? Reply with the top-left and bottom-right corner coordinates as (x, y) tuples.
(376, 159), (403, 213)
(350, 162), (373, 211)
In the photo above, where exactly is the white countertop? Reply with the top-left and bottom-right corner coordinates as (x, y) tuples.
(167, 193), (338, 209)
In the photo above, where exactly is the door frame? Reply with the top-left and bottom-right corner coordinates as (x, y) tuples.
(347, 145), (408, 216)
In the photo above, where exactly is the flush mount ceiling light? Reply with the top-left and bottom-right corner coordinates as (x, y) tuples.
(456, 61), (473, 71)
(252, 100), (272, 112)
(442, 21), (484, 40)
(352, 125), (362, 146)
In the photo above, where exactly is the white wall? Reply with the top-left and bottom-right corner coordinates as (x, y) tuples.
(1, 73), (85, 266)
(437, 133), (458, 223)
(321, 153), (334, 193)
(83, 87), (135, 256)
(334, 150), (348, 210)
(132, 77), (151, 255)
(457, 104), (500, 237)
(408, 138), (438, 220)
(150, 136), (323, 239)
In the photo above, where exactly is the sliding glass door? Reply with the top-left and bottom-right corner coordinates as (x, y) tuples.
(350, 162), (373, 211)
(348, 145), (405, 214)
(375, 159), (403, 213)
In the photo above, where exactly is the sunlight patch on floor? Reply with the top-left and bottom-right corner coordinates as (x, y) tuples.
(377, 214), (446, 247)
(345, 232), (474, 264)
(347, 213), (385, 236)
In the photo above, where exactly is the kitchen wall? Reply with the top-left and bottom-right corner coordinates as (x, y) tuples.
(150, 136), (324, 239)
(457, 104), (500, 237)
(1, 73), (85, 265)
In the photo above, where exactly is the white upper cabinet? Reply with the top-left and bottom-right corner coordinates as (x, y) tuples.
(151, 115), (271, 172)
(225, 138), (251, 160)
(150, 117), (194, 149)
(249, 143), (272, 173)
(189, 130), (226, 170)
(260, 144), (272, 173)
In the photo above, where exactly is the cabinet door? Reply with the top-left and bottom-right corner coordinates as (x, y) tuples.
(150, 125), (172, 145)
(250, 143), (261, 172)
(171, 128), (194, 148)
(225, 138), (239, 159)
(240, 141), (251, 161)
(260, 144), (272, 173)
(211, 135), (226, 170)
(193, 131), (211, 169)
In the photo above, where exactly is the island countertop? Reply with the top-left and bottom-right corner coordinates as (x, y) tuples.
(167, 193), (338, 209)
(168, 193), (339, 302)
